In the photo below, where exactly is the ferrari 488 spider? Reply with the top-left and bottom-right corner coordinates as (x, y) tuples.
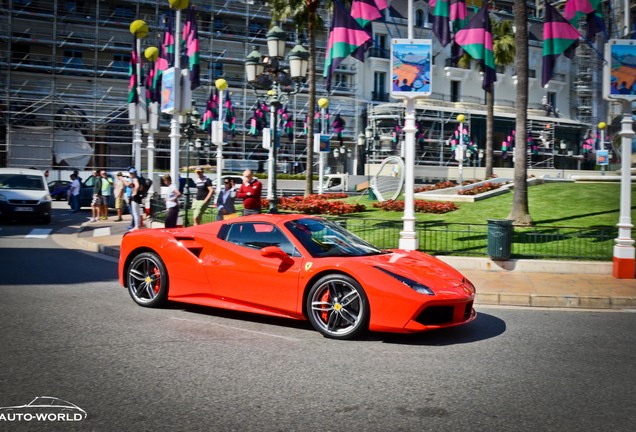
(118, 214), (476, 339)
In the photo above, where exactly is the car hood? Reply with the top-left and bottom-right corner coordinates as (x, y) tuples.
(353, 250), (472, 295)
(0, 189), (49, 200)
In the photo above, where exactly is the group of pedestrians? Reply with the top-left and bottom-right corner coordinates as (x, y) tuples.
(159, 168), (263, 228)
(69, 166), (264, 229)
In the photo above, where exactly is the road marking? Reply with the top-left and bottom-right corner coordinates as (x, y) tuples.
(25, 229), (52, 239)
(93, 227), (112, 237)
(169, 317), (302, 341)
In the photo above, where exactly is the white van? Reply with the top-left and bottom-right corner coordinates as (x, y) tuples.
(0, 168), (52, 224)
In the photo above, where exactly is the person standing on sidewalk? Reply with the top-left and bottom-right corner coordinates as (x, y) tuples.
(162, 174), (181, 228)
(90, 169), (102, 222)
(237, 169), (262, 215)
(99, 170), (112, 220)
(192, 168), (214, 226)
(69, 173), (81, 213)
(113, 172), (125, 222)
(127, 168), (142, 230)
(216, 177), (237, 221)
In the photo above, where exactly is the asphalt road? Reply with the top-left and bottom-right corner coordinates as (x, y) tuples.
(0, 206), (635, 431)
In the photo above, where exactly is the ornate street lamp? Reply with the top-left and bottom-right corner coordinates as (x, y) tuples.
(598, 121), (607, 176)
(180, 103), (200, 226)
(456, 114), (466, 186)
(317, 97), (329, 194)
(129, 19), (149, 173)
(244, 25), (308, 213)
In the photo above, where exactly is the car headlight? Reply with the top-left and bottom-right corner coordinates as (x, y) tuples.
(374, 266), (435, 295)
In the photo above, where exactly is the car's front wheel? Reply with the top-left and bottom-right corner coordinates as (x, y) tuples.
(127, 252), (168, 307)
(306, 274), (369, 340)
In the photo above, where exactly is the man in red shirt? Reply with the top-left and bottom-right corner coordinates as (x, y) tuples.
(237, 169), (262, 215)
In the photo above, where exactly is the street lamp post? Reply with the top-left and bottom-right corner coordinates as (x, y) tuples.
(144, 45), (159, 195)
(180, 103), (200, 227)
(456, 114), (466, 187)
(317, 97), (329, 194)
(560, 140), (567, 178)
(245, 25), (308, 213)
(213, 78), (228, 203)
(598, 121), (606, 176)
(129, 20), (149, 173)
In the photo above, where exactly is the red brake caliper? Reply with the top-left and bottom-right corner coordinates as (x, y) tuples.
(320, 291), (330, 323)
(152, 267), (161, 294)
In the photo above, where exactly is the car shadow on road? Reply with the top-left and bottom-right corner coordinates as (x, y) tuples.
(372, 312), (506, 345)
(166, 302), (505, 344)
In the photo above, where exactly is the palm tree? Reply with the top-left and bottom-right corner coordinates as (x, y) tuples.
(507, 1), (532, 225)
(456, 18), (514, 179)
(268, 0), (324, 196)
(487, 20), (515, 179)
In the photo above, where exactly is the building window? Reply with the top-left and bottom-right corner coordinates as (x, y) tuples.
(375, 34), (387, 51)
(114, 7), (133, 20)
(63, 50), (83, 69)
(210, 62), (223, 79)
(547, 91), (557, 112)
(416, 10), (424, 27)
(450, 81), (460, 102)
(113, 53), (130, 72)
(373, 72), (388, 101)
(334, 73), (349, 90)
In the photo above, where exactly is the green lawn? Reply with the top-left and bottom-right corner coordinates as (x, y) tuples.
(341, 182), (634, 228)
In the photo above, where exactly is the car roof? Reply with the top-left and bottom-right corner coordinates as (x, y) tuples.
(0, 167), (46, 176)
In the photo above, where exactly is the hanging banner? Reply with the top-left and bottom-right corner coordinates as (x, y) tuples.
(390, 39), (432, 98)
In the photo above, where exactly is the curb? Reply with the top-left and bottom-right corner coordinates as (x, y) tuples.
(475, 293), (636, 309)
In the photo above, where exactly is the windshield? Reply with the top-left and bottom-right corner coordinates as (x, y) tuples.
(0, 174), (45, 190)
(285, 218), (383, 258)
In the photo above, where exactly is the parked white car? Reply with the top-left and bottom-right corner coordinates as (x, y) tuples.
(0, 168), (52, 224)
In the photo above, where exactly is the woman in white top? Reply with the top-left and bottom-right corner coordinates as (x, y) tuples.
(162, 174), (181, 228)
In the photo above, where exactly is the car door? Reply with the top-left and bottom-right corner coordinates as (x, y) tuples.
(203, 222), (303, 315)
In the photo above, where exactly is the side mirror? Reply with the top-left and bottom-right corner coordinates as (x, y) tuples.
(260, 246), (290, 261)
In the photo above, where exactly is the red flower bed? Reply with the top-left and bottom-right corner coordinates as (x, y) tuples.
(373, 199), (458, 214)
(457, 182), (503, 196)
(275, 194), (366, 215)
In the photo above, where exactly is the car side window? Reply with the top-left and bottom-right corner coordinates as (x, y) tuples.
(225, 222), (297, 256)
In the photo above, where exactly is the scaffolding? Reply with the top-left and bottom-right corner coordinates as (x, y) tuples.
(0, 0), (358, 175)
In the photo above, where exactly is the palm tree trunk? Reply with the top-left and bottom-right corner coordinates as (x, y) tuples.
(508, 1), (533, 225)
(304, 2), (317, 197)
(485, 89), (494, 178)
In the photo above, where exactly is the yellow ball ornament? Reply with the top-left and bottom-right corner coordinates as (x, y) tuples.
(144, 47), (159, 62)
(598, 122), (606, 130)
(318, 98), (329, 109)
(215, 79), (228, 91)
(456, 114), (466, 123)
(129, 20), (149, 38)
(168, 0), (189, 10)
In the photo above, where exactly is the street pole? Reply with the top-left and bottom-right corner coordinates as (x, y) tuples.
(270, 100), (279, 213)
(613, 101), (634, 278)
(457, 114), (466, 187)
(398, 0), (418, 251)
(318, 97), (328, 194)
(598, 121), (606, 176)
(215, 79), (228, 203)
(169, 7), (183, 186)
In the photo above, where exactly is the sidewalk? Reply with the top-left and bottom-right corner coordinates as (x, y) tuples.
(71, 215), (636, 310)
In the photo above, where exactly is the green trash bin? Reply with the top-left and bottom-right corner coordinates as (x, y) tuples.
(487, 219), (513, 260)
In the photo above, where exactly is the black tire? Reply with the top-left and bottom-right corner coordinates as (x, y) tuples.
(127, 252), (168, 308)
(306, 274), (369, 340)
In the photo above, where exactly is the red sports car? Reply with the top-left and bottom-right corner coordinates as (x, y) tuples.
(118, 214), (476, 339)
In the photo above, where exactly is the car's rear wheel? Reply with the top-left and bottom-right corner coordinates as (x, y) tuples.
(127, 252), (168, 307)
(306, 274), (369, 340)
